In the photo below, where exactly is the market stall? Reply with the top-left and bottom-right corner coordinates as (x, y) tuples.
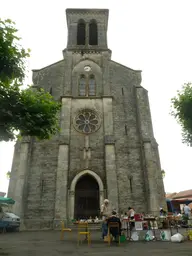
(0, 197), (15, 205)
(120, 211), (192, 242)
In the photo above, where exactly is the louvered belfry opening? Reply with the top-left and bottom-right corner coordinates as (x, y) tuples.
(77, 20), (86, 45)
(89, 20), (98, 45)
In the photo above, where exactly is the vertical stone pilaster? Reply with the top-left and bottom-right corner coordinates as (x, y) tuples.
(136, 86), (165, 213)
(97, 23), (108, 48)
(103, 97), (119, 210)
(102, 56), (110, 95)
(67, 24), (77, 48)
(12, 139), (30, 229)
(60, 97), (72, 137)
(136, 86), (154, 139)
(105, 145), (119, 210)
(143, 141), (159, 212)
(63, 53), (73, 95)
(7, 142), (20, 199)
(103, 97), (113, 135)
(69, 191), (75, 220)
(54, 144), (69, 221)
(54, 97), (71, 224)
(154, 144), (167, 210)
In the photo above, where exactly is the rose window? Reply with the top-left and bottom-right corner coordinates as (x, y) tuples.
(74, 109), (101, 134)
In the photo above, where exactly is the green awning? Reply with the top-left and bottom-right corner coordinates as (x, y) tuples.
(0, 197), (15, 205)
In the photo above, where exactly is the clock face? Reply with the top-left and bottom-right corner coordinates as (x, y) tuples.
(84, 66), (91, 72)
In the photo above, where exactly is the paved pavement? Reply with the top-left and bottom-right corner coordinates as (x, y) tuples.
(0, 230), (192, 256)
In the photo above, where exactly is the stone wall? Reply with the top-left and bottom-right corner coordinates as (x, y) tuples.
(109, 61), (146, 213)
(7, 142), (21, 199)
(24, 139), (59, 229)
(8, 54), (166, 228)
(69, 98), (105, 182)
(136, 85), (165, 213)
(7, 8), (166, 228)
(32, 60), (65, 100)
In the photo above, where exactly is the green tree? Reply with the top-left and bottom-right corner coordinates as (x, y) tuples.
(171, 83), (192, 145)
(6, 171), (11, 179)
(161, 169), (165, 179)
(0, 19), (61, 141)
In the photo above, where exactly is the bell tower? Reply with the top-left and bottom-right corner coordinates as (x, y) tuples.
(66, 8), (109, 51)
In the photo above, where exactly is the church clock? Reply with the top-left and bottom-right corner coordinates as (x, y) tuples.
(84, 66), (91, 72)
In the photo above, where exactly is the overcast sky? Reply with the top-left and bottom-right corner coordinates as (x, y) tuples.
(0, 0), (192, 195)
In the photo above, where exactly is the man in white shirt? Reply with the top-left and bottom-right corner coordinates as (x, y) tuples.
(183, 204), (191, 218)
(100, 199), (112, 239)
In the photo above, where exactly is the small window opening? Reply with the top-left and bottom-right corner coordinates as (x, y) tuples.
(49, 87), (52, 95)
(41, 179), (45, 193)
(122, 88), (124, 95)
(79, 75), (86, 96)
(129, 177), (133, 193)
(88, 75), (96, 96)
(125, 125), (128, 135)
(89, 20), (98, 45)
(77, 20), (86, 45)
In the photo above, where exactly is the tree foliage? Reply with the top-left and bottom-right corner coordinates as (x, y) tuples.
(171, 83), (192, 145)
(6, 171), (11, 179)
(0, 19), (61, 141)
(161, 170), (165, 179)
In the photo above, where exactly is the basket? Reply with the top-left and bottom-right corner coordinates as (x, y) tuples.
(188, 230), (192, 241)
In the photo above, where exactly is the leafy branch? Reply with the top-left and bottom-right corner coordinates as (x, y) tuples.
(0, 19), (61, 141)
(171, 83), (192, 146)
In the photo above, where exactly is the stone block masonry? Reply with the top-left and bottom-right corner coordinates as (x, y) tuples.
(8, 8), (166, 229)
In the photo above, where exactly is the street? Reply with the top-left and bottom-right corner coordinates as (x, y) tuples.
(0, 230), (192, 256)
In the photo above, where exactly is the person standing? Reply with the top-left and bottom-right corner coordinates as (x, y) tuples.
(183, 204), (191, 218)
(128, 207), (135, 219)
(160, 207), (167, 216)
(127, 206), (135, 230)
(100, 199), (112, 239)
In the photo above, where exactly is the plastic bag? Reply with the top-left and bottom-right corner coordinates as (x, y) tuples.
(104, 234), (110, 242)
(131, 231), (139, 241)
(160, 230), (171, 241)
(145, 230), (154, 241)
(171, 233), (184, 243)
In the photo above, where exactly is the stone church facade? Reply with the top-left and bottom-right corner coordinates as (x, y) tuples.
(8, 8), (166, 229)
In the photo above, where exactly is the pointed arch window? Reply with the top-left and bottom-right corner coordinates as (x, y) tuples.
(78, 74), (96, 96)
(88, 75), (96, 96)
(77, 20), (86, 45)
(79, 75), (86, 96)
(89, 20), (98, 45)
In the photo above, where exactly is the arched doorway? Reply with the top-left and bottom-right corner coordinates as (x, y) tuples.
(75, 174), (99, 219)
